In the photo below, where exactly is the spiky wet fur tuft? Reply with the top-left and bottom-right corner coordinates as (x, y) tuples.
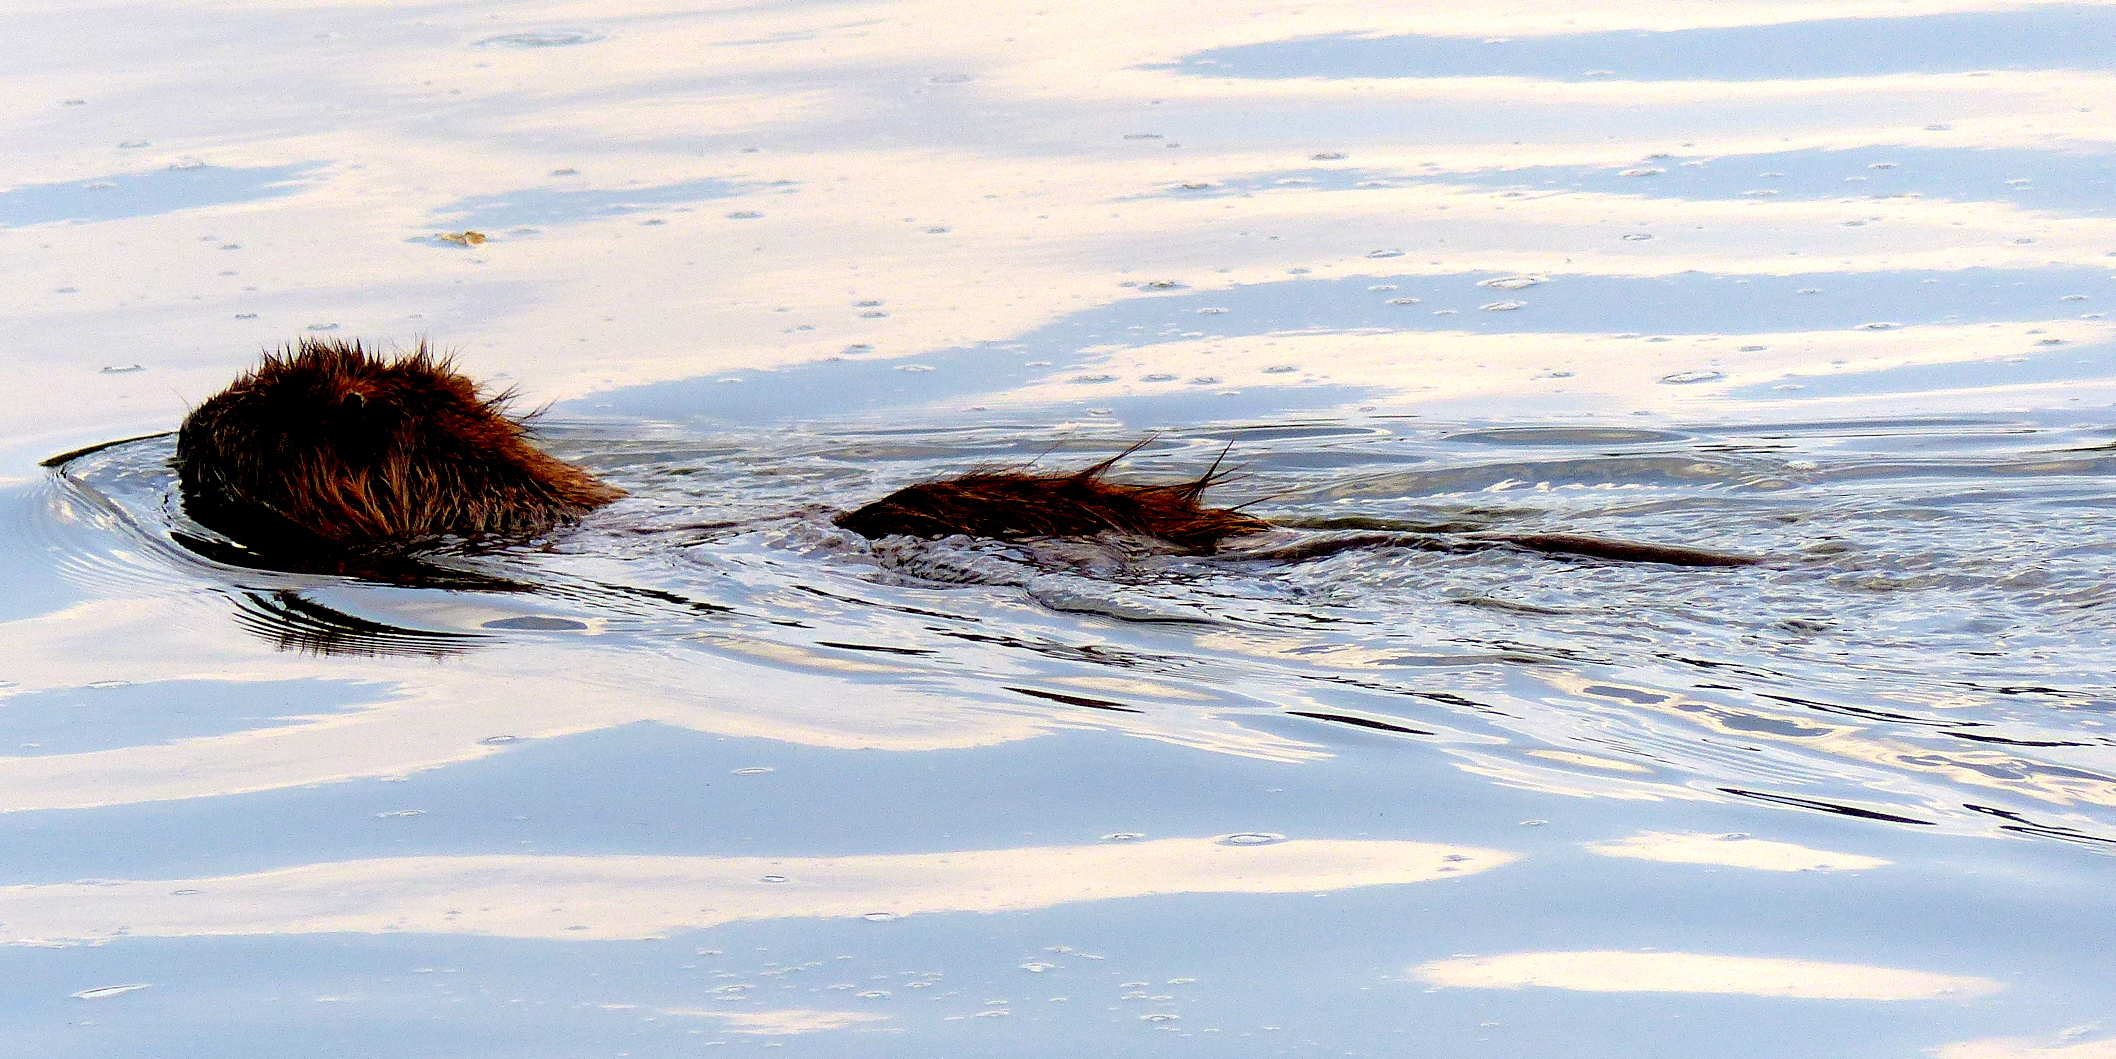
(833, 443), (1267, 552)
(176, 337), (623, 557)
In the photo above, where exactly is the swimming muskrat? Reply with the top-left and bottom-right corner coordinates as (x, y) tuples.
(176, 338), (624, 559)
(171, 338), (1754, 569)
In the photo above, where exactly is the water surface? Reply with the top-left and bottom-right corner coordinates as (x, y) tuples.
(3, 0), (2113, 1056)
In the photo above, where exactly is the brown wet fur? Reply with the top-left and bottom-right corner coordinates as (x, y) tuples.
(176, 337), (623, 558)
(173, 340), (1753, 570)
(833, 444), (1268, 553)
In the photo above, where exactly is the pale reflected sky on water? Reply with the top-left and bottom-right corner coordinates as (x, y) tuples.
(2, 2), (2114, 1056)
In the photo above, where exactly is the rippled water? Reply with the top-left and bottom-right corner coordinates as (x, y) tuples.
(6, 0), (2116, 1055)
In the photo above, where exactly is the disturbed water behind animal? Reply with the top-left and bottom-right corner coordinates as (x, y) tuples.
(37, 415), (2116, 842)
(6, 411), (2114, 1055)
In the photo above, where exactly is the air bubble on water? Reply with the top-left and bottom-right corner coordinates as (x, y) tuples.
(927, 73), (973, 84)
(1188, 376), (1221, 384)
(1480, 300), (1526, 311)
(1618, 167), (1664, 177)
(482, 616), (587, 630)
(1262, 365), (1298, 374)
(1142, 1013), (1180, 1022)
(894, 364), (933, 372)
(1798, 288), (1821, 294)
(1620, 233), (1653, 241)
(1387, 297), (1420, 305)
(550, 168), (579, 176)
(760, 875), (789, 884)
(733, 766), (774, 775)
(1369, 284), (1397, 291)
(234, 313), (258, 320)
(859, 310), (887, 318)
(1020, 962), (1054, 972)
(1366, 249), (1404, 259)
(1659, 370), (1725, 385)
(307, 323), (338, 332)
(925, 227), (950, 234)
(725, 210), (762, 219)
(1286, 267), (1311, 275)
(1178, 182), (1213, 190)
(1140, 373), (1178, 382)
(1739, 345), (1767, 352)
(1072, 374), (1117, 383)
(1478, 276), (1542, 290)
(478, 31), (603, 48)
(376, 809), (426, 818)
(862, 912), (895, 922)
(1311, 152), (1345, 160)
(100, 365), (143, 374)
(479, 735), (519, 745)
(1217, 832), (1285, 846)
(1432, 308), (1457, 315)
(1859, 322), (1898, 330)
(2062, 294), (2088, 300)
(72, 985), (150, 1000)
(1142, 279), (1183, 290)
(1743, 189), (1779, 197)
(1195, 307), (1226, 314)
(1123, 133), (1163, 140)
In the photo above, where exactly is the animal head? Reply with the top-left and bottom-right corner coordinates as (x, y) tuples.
(176, 337), (622, 556)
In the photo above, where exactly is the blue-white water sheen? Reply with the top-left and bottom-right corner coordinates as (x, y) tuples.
(2, 1), (2114, 1057)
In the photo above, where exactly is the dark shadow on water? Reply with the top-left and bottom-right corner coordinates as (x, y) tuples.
(1726, 340), (2116, 401)
(566, 265), (2114, 425)
(1141, 145), (2116, 216)
(228, 590), (488, 658)
(0, 677), (381, 757)
(0, 164), (323, 228)
(430, 177), (760, 230)
(1150, 8), (2116, 82)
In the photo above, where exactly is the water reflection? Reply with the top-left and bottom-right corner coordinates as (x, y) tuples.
(20, 417), (2115, 850)
(8, 0), (2116, 1050)
(1156, 9), (2116, 81)
(432, 177), (756, 232)
(1150, 146), (2116, 215)
(0, 838), (1515, 944)
(1937, 1035), (2116, 1059)
(0, 164), (321, 229)
(1587, 831), (1890, 872)
(1413, 951), (2002, 1000)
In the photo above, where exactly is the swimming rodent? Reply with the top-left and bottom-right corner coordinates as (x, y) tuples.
(170, 338), (1754, 569)
(176, 338), (624, 559)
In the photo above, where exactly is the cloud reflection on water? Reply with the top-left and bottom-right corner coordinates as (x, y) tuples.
(1413, 950), (2002, 1000)
(0, 838), (1514, 944)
